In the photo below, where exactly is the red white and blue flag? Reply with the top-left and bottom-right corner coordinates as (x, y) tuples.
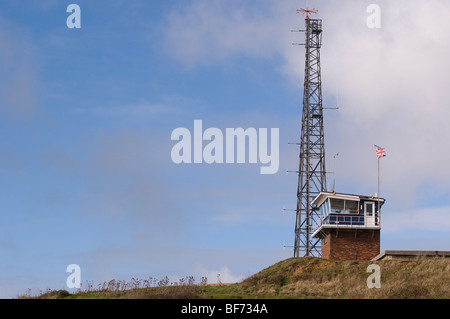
(376, 147), (386, 159)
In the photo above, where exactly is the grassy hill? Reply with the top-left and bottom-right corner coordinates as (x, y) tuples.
(25, 257), (450, 299)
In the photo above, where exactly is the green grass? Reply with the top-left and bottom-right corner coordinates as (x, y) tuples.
(21, 257), (450, 299)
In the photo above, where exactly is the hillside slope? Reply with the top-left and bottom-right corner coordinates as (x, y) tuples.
(29, 257), (450, 299)
(234, 257), (450, 299)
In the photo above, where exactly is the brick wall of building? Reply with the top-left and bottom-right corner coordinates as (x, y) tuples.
(321, 229), (380, 260)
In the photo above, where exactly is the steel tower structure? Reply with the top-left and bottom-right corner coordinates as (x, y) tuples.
(293, 10), (327, 258)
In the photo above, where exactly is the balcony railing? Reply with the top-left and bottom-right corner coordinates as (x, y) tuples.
(325, 214), (365, 226)
(312, 213), (380, 236)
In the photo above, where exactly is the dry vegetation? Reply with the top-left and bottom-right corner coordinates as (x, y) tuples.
(20, 257), (450, 299)
(238, 257), (450, 299)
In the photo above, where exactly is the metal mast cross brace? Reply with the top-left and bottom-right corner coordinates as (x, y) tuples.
(293, 9), (327, 258)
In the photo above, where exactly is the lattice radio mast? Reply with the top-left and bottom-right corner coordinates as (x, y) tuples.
(293, 8), (327, 257)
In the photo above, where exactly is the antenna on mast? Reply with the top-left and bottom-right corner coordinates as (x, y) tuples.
(332, 153), (339, 192)
(296, 8), (318, 19)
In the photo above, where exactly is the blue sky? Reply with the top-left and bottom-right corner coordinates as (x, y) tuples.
(1, 0), (450, 298)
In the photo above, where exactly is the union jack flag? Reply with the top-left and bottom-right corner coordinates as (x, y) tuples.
(376, 147), (386, 159)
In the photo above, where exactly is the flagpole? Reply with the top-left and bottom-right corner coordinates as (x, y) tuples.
(378, 156), (380, 219)
(374, 144), (384, 225)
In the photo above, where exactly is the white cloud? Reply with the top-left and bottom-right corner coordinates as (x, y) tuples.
(321, 0), (450, 202)
(383, 205), (450, 233)
(162, 0), (287, 68)
(194, 263), (245, 284)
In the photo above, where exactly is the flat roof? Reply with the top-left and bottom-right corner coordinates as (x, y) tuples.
(372, 250), (450, 261)
(312, 192), (385, 207)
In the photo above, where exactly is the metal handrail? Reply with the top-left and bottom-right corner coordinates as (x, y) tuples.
(312, 213), (379, 234)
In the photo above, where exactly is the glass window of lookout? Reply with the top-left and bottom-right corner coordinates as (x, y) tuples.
(320, 198), (359, 216)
